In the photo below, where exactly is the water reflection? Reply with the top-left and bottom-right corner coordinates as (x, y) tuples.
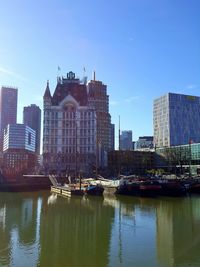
(156, 197), (200, 267)
(39, 195), (114, 267)
(0, 193), (42, 267)
(0, 192), (200, 267)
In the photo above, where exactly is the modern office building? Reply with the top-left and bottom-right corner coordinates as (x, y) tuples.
(2, 124), (36, 179)
(120, 130), (133, 150)
(23, 104), (41, 154)
(0, 87), (18, 151)
(154, 93), (200, 148)
(3, 124), (35, 152)
(156, 143), (200, 175)
(135, 136), (154, 151)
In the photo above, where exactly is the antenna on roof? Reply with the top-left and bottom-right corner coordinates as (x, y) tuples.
(93, 70), (96, 81)
(82, 66), (87, 84)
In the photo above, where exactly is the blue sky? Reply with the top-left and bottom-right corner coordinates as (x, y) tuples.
(0, 0), (199, 144)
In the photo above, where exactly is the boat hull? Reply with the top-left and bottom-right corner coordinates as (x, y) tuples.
(85, 185), (104, 196)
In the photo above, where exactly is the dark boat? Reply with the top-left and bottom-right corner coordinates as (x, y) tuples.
(116, 179), (161, 197)
(139, 181), (162, 197)
(84, 184), (104, 196)
(115, 182), (140, 196)
(188, 181), (200, 194)
(115, 178), (187, 198)
(159, 180), (186, 197)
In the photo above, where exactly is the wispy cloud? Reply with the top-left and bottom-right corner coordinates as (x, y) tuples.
(0, 66), (28, 82)
(125, 96), (139, 103)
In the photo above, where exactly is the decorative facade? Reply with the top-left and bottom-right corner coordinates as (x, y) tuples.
(43, 72), (99, 175)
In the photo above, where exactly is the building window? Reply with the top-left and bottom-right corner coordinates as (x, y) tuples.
(28, 133), (32, 145)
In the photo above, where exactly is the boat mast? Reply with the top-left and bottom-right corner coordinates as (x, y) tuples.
(75, 111), (78, 180)
(118, 115), (121, 176)
(96, 136), (98, 179)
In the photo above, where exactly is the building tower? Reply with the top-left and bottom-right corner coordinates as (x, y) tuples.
(23, 104), (41, 154)
(0, 87), (18, 151)
(154, 93), (200, 148)
(120, 130), (133, 150)
(43, 72), (97, 175)
(87, 72), (112, 156)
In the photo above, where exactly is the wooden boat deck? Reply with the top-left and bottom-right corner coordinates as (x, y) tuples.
(51, 185), (84, 197)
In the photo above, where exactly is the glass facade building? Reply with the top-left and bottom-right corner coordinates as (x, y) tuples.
(3, 124), (36, 152)
(156, 143), (200, 174)
(120, 131), (133, 150)
(154, 93), (200, 148)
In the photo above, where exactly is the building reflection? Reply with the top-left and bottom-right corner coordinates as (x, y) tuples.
(2, 191), (200, 267)
(104, 195), (158, 267)
(156, 197), (200, 267)
(0, 193), (41, 267)
(38, 195), (115, 267)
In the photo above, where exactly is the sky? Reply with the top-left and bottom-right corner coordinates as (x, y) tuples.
(0, 0), (199, 144)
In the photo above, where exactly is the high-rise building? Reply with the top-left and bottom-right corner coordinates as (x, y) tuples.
(0, 87), (18, 151)
(120, 130), (133, 150)
(87, 74), (112, 152)
(23, 104), (41, 154)
(43, 72), (97, 174)
(154, 93), (200, 148)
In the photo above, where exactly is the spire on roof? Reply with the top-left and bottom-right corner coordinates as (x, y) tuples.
(43, 80), (52, 98)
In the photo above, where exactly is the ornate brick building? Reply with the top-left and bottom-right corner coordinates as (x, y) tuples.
(43, 71), (112, 175)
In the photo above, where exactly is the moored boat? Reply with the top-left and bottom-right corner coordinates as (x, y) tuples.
(139, 181), (162, 197)
(188, 180), (200, 194)
(159, 180), (186, 197)
(84, 184), (104, 196)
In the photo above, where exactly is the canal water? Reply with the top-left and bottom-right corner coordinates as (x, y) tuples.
(0, 192), (200, 267)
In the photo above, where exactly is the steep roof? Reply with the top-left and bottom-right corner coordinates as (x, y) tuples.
(43, 81), (52, 99)
(52, 82), (88, 106)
